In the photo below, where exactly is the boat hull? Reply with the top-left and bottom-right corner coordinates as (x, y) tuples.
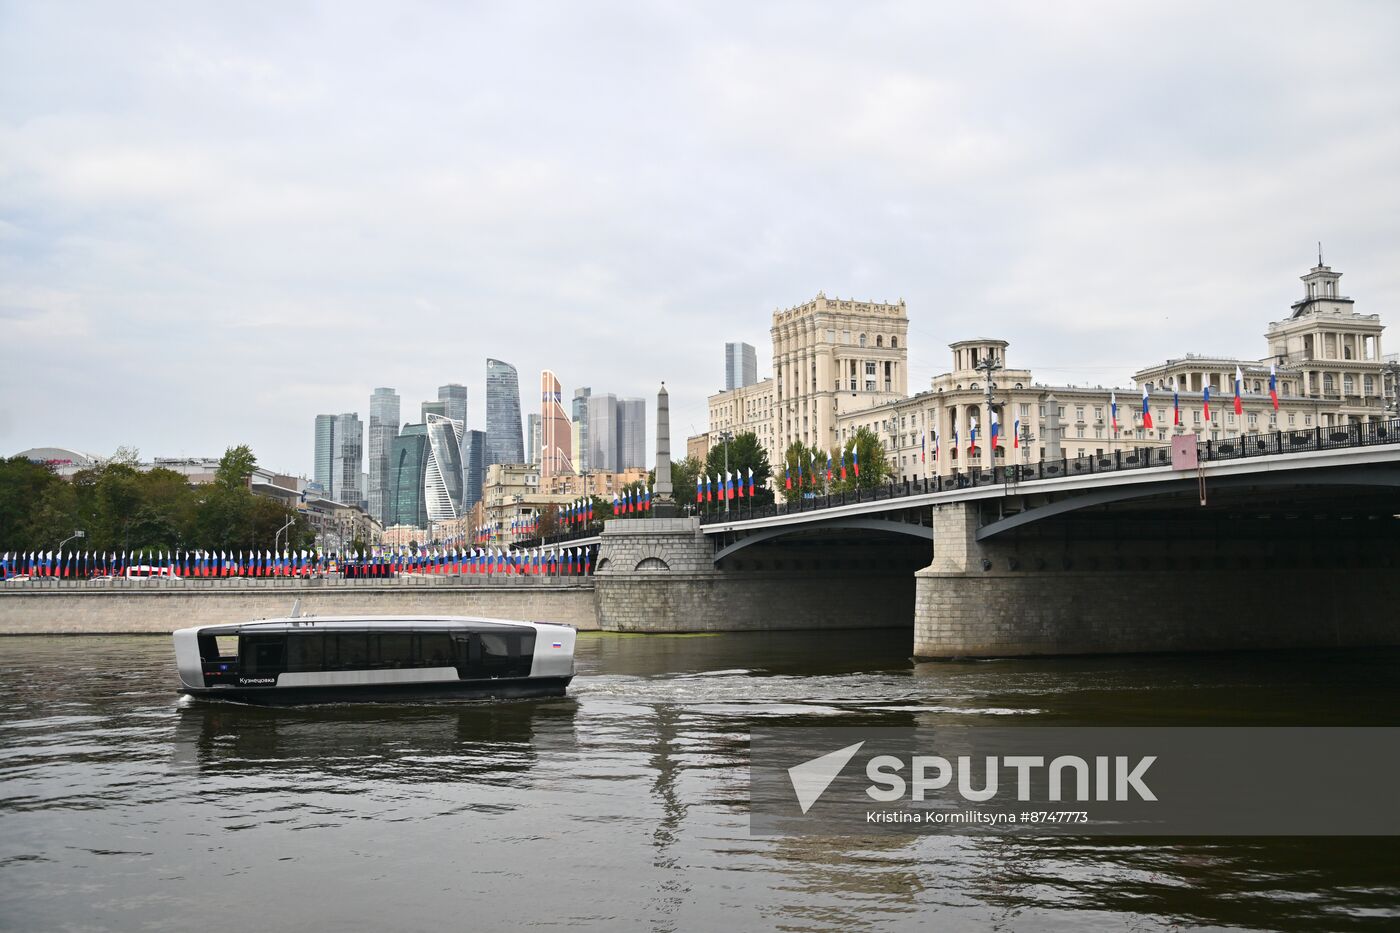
(180, 675), (573, 705)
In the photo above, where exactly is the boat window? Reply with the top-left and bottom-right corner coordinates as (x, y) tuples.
(372, 633), (416, 669)
(241, 635), (286, 676)
(328, 633), (369, 671)
(285, 634), (324, 672)
(479, 633), (515, 676)
(419, 633), (454, 667)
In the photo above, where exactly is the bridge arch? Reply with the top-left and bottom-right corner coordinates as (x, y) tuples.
(712, 516), (933, 563)
(975, 467), (1400, 540)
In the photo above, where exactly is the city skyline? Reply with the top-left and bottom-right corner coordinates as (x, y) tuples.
(4, 4), (1400, 475)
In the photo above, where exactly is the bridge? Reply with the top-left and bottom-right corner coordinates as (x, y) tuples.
(590, 420), (1400, 657)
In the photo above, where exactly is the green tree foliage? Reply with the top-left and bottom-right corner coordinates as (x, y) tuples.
(702, 432), (773, 505)
(666, 456), (703, 508)
(826, 426), (893, 492)
(0, 446), (309, 553)
(777, 440), (827, 497)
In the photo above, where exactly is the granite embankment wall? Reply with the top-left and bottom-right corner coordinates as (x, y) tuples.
(0, 579), (598, 634)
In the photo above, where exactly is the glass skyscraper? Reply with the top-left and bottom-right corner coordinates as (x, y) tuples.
(314, 412), (364, 506)
(367, 388), (400, 525)
(618, 398), (646, 469)
(437, 384), (468, 427)
(572, 387), (591, 472)
(461, 429), (486, 514)
(526, 413), (541, 466)
(586, 393), (619, 472)
(725, 342), (758, 391)
(424, 413), (464, 521)
(486, 358), (524, 467)
(388, 425), (429, 529)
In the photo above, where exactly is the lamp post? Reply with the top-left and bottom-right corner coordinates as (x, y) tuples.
(58, 530), (85, 551)
(975, 354), (1003, 471)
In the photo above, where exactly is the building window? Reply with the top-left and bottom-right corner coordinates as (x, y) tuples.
(859, 333), (867, 347)
(1093, 407), (1103, 421)
(1304, 414), (1313, 426)
(1323, 374), (1334, 393)
(1288, 413), (1296, 425)
(890, 336), (898, 349)
(1343, 374), (1355, 395)
(1227, 413), (1235, 425)
(1020, 403), (1030, 417)
(1364, 375), (1375, 395)
(1075, 407), (1085, 422)
(876, 335), (884, 348)
(1076, 426), (1085, 438)
(1193, 411), (1202, 424)
(1094, 427), (1103, 439)
(1039, 405), (1046, 417)
(1248, 412), (1258, 427)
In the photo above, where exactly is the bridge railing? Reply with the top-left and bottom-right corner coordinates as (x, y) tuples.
(697, 416), (1400, 525)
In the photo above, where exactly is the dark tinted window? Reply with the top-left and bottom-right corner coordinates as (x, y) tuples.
(242, 635), (286, 675)
(419, 634), (454, 667)
(285, 634), (324, 672)
(372, 633), (415, 669)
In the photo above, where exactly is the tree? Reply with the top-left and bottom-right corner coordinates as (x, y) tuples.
(776, 440), (827, 498)
(536, 507), (560, 539)
(827, 426), (892, 492)
(0, 457), (68, 550)
(702, 432), (773, 505)
(215, 445), (258, 490)
(667, 456), (702, 509)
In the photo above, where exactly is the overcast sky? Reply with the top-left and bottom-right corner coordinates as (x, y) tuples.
(3, 1), (1398, 474)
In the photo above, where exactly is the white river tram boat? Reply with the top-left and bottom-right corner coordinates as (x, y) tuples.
(173, 615), (576, 704)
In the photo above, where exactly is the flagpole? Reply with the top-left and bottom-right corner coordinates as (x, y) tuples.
(718, 430), (733, 515)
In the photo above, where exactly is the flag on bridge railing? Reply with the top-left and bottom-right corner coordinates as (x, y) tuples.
(990, 412), (1000, 450)
(1012, 421), (1019, 449)
(839, 450), (847, 481)
(1269, 363), (1279, 411)
(1234, 366), (1244, 416)
(784, 465), (791, 491)
(1172, 377), (1181, 425)
(968, 416), (978, 454)
(853, 444), (860, 477)
(1110, 392), (1118, 435)
(1203, 385), (1212, 421)
(1141, 385), (1154, 429)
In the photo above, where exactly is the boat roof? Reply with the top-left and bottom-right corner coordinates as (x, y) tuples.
(177, 616), (573, 636)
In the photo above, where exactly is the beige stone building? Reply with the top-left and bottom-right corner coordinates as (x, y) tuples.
(707, 376), (775, 465)
(771, 294), (908, 456)
(540, 466), (648, 498)
(686, 433), (709, 463)
(712, 261), (1391, 494)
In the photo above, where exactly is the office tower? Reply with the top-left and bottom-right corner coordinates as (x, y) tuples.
(314, 413), (364, 506)
(367, 388), (400, 524)
(424, 413), (465, 520)
(421, 400), (446, 421)
(313, 414), (336, 491)
(486, 358), (524, 466)
(572, 387), (591, 472)
(618, 397), (646, 469)
(332, 413), (363, 506)
(527, 413), (542, 466)
(540, 370), (574, 483)
(725, 342), (758, 391)
(461, 429), (486, 514)
(388, 424), (429, 529)
(437, 384), (468, 427)
(586, 393), (619, 471)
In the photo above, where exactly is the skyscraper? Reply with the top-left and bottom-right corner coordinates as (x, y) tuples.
(539, 370), (574, 484)
(368, 388), (400, 525)
(461, 429), (486, 514)
(586, 393), (619, 471)
(421, 400), (446, 421)
(486, 358), (524, 466)
(725, 342), (758, 391)
(437, 384), (468, 427)
(527, 413), (542, 466)
(314, 412), (364, 506)
(424, 413), (465, 520)
(313, 414), (336, 492)
(388, 424), (429, 529)
(618, 398), (646, 469)
(572, 387), (591, 472)
(333, 413), (364, 506)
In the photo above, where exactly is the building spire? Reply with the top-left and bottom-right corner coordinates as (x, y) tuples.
(1318, 241), (1324, 266)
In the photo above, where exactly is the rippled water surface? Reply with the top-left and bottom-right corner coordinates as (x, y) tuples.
(2, 632), (1398, 932)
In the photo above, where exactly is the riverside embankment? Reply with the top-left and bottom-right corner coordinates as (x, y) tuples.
(0, 577), (598, 633)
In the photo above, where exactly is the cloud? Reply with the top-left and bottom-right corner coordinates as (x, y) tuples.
(1, 1), (1398, 470)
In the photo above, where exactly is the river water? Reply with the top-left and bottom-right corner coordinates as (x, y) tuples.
(1, 632), (1397, 932)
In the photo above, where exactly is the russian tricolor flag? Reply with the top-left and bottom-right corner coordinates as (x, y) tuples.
(1269, 363), (1279, 411)
(990, 412), (1000, 450)
(1172, 378), (1181, 426)
(1203, 385), (1212, 421)
(1110, 391), (1118, 434)
(1234, 366), (1244, 415)
(1141, 385), (1153, 429)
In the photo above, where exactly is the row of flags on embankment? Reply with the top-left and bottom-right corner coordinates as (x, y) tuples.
(0, 547), (594, 579)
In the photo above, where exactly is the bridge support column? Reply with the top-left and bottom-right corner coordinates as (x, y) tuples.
(913, 501), (1400, 658)
(594, 517), (718, 632)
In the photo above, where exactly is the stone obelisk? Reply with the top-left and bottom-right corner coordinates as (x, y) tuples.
(653, 382), (677, 517)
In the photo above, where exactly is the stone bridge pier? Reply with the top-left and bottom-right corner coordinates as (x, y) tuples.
(593, 516), (916, 633)
(914, 499), (1400, 658)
